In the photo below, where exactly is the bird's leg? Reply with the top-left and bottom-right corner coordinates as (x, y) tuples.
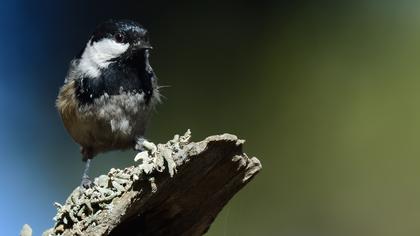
(80, 146), (94, 189)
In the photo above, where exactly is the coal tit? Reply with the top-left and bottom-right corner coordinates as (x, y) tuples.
(56, 19), (160, 187)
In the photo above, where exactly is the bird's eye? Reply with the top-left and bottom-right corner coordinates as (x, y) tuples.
(115, 33), (125, 43)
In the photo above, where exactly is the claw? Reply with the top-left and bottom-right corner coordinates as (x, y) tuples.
(81, 176), (93, 189)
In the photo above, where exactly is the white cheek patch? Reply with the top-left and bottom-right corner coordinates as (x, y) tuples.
(78, 38), (129, 78)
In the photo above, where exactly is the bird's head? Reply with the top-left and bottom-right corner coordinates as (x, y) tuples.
(77, 19), (152, 78)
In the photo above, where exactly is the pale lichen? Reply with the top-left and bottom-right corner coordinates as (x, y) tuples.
(49, 130), (192, 236)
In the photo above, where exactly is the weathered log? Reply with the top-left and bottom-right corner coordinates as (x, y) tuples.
(39, 131), (261, 236)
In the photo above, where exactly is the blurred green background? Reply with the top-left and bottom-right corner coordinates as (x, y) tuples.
(2, 0), (420, 235)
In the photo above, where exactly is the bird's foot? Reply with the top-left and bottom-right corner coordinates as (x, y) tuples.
(80, 175), (93, 189)
(134, 137), (145, 151)
(134, 137), (157, 153)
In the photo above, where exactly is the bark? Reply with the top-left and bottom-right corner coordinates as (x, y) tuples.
(39, 130), (261, 236)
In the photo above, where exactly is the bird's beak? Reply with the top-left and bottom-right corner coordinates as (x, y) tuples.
(133, 41), (153, 50)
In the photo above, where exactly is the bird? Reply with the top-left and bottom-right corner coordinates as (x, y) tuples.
(56, 19), (160, 188)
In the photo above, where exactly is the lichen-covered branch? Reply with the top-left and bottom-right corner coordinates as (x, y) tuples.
(38, 130), (261, 236)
